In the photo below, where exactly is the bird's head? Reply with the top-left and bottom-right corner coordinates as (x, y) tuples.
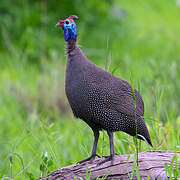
(56, 15), (78, 42)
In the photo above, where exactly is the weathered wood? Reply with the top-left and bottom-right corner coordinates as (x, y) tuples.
(38, 151), (180, 180)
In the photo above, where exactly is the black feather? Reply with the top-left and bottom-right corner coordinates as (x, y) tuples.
(65, 38), (152, 147)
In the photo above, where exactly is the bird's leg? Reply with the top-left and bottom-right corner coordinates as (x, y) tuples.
(98, 131), (115, 165)
(77, 130), (100, 164)
(109, 131), (115, 159)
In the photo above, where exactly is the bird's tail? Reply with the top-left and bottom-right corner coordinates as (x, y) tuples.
(137, 116), (153, 147)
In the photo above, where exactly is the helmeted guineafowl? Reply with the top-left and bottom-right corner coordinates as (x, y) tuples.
(56, 15), (152, 164)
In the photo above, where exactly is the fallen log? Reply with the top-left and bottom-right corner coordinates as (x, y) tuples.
(38, 151), (180, 180)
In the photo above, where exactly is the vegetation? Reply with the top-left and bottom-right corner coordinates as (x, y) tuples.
(0, 0), (179, 179)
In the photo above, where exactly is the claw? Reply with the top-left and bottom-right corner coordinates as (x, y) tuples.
(97, 155), (115, 166)
(102, 152), (118, 158)
(77, 154), (101, 164)
(96, 154), (101, 158)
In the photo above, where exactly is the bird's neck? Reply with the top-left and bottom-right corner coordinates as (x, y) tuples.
(66, 37), (78, 56)
(66, 36), (89, 67)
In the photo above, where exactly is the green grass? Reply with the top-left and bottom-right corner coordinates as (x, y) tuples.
(164, 153), (180, 179)
(0, 0), (180, 179)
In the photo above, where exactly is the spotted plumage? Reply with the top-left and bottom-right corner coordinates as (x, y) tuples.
(57, 15), (152, 164)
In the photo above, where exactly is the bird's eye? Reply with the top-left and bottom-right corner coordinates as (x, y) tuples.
(65, 21), (69, 24)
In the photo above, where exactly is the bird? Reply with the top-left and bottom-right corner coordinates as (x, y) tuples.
(56, 15), (152, 164)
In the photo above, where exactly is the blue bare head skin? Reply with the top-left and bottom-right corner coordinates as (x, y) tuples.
(56, 15), (79, 42)
(63, 19), (76, 41)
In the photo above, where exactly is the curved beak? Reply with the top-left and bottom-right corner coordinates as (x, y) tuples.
(56, 20), (64, 27)
(56, 22), (61, 26)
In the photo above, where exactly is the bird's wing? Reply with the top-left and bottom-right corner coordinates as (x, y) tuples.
(103, 79), (144, 117)
(87, 64), (144, 117)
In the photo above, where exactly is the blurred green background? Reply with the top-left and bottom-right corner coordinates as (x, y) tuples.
(0, 0), (180, 179)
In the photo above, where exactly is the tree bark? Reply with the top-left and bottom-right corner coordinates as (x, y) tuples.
(38, 151), (180, 180)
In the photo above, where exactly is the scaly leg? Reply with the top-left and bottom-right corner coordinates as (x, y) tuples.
(77, 130), (100, 164)
(98, 131), (115, 165)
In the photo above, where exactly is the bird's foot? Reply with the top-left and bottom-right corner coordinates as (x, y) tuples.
(102, 152), (118, 158)
(97, 154), (115, 166)
(77, 154), (101, 164)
